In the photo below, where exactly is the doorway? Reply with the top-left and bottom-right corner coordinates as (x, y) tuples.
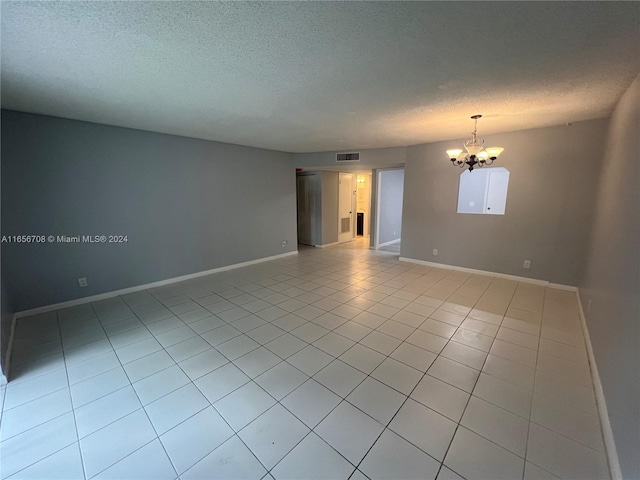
(373, 168), (405, 250)
(338, 173), (355, 243)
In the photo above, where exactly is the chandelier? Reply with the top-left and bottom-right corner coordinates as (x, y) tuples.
(446, 115), (504, 171)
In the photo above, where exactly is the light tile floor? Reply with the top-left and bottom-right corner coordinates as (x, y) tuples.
(0, 243), (610, 479)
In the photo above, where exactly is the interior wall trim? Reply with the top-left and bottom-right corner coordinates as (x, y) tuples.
(576, 290), (623, 480)
(314, 242), (339, 249)
(377, 238), (401, 248)
(398, 257), (578, 289)
(12, 251), (299, 321)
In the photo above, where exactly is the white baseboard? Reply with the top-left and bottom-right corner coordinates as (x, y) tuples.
(314, 242), (338, 248)
(378, 238), (401, 248)
(13, 251), (298, 320)
(575, 290), (622, 480)
(398, 257), (563, 287)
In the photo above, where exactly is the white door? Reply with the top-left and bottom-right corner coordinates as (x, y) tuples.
(338, 173), (354, 243)
(484, 170), (510, 215)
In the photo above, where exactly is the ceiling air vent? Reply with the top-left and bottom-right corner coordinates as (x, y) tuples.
(336, 152), (360, 162)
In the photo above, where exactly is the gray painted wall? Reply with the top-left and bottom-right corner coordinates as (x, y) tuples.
(401, 119), (606, 285)
(378, 169), (404, 245)
(321, 171), (339, 246)
(579, 77), (639, 479)
(1, 110), (297, 312)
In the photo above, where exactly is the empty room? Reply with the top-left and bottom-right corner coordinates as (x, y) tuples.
(1, 2), (638, 480)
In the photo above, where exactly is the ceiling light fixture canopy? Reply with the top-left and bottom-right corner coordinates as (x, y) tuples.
(447, 115), (504, 172)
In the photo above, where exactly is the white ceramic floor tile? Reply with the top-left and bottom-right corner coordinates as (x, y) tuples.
(530, 393), (604, 452)
(365, 330), (404, 355)
(346, 377), (406, 425)
(115, 337), (162, 364)
(410, 375), (470, 422)
(70, 367), (130, 408)
(193, 362), (249, 403)
(282, 378), (341, 428)
(405, 329), (448, 354)
(239, 403), (310, 469)
(188, 315), (226, 334)
(234, 346), (282, 378)
(0, 388), (72, 440)
(389, 398), (457, 462)
(419, 319), (457, 339)
(526, 423), (609, 480)
(66, 351), (121, 385)
(165, 335), (211, 363)
(264, 333), (308, 359)
(496, 326), (539, 351)
(437, 465), (466, 480)
(428, 356), (479, 393)
(0, 412), (78, 479)
(490, 338), (538, 369)
(313, 359), (367, 397)
(2, 248), (612, 480)
(8, 353), (65, 386)
(201, 324), (242, 347)
(536, 352), (592, 387)
(441, 342), (487, 371)
(390, 342), (437, 372)
(451, 329), (494, 352)
(338, 344), (385, 374)
(216, 334), (260, 360)
(371, 357), (423, 395)
(74, 386), (141, 438)
(461, 396), (529, 457)
(4, 368), (68, 410)
(524, 461), (561, 480)
(181, 434), (267, 480)
(4, 443), (84, 480)
(123, 349), (175, 383)
(160, 406), (234, 475)
(352, 311), (388, 329)
(472, 372), (532, 419)
(359, 429), (441, 480)
(315, 401), (384, 465)
(132, 365), (190, 405)
(145, 383), (209, 434)
(287, 345), (333, 376)
(482, 354), (535, 391)
(246, 323), (287, 344)
(334, 321), (373, 342)
(93, 439), (177, 480)
(179, 347), (228, 381)
(270, 432), (354, 480)
(533, 370), (597, 416)
(80, 409), (156, 478)
(270, 313), (308, 332)
(391, 310), (427, 328)
(444, 427), (524, 480)
(313, 331), (355, 357)
(214, 381), (276, 430)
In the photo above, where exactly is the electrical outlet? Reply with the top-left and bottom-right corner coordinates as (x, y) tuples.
(433, 249), (438, 256)
(587, 299), (592, 313)
(281, 240), (287, 248)
(78, 277), (88, 287)
(523, 260), (531, 269)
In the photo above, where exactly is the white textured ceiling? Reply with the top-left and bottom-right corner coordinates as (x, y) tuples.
(2, 1), (639, 153)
